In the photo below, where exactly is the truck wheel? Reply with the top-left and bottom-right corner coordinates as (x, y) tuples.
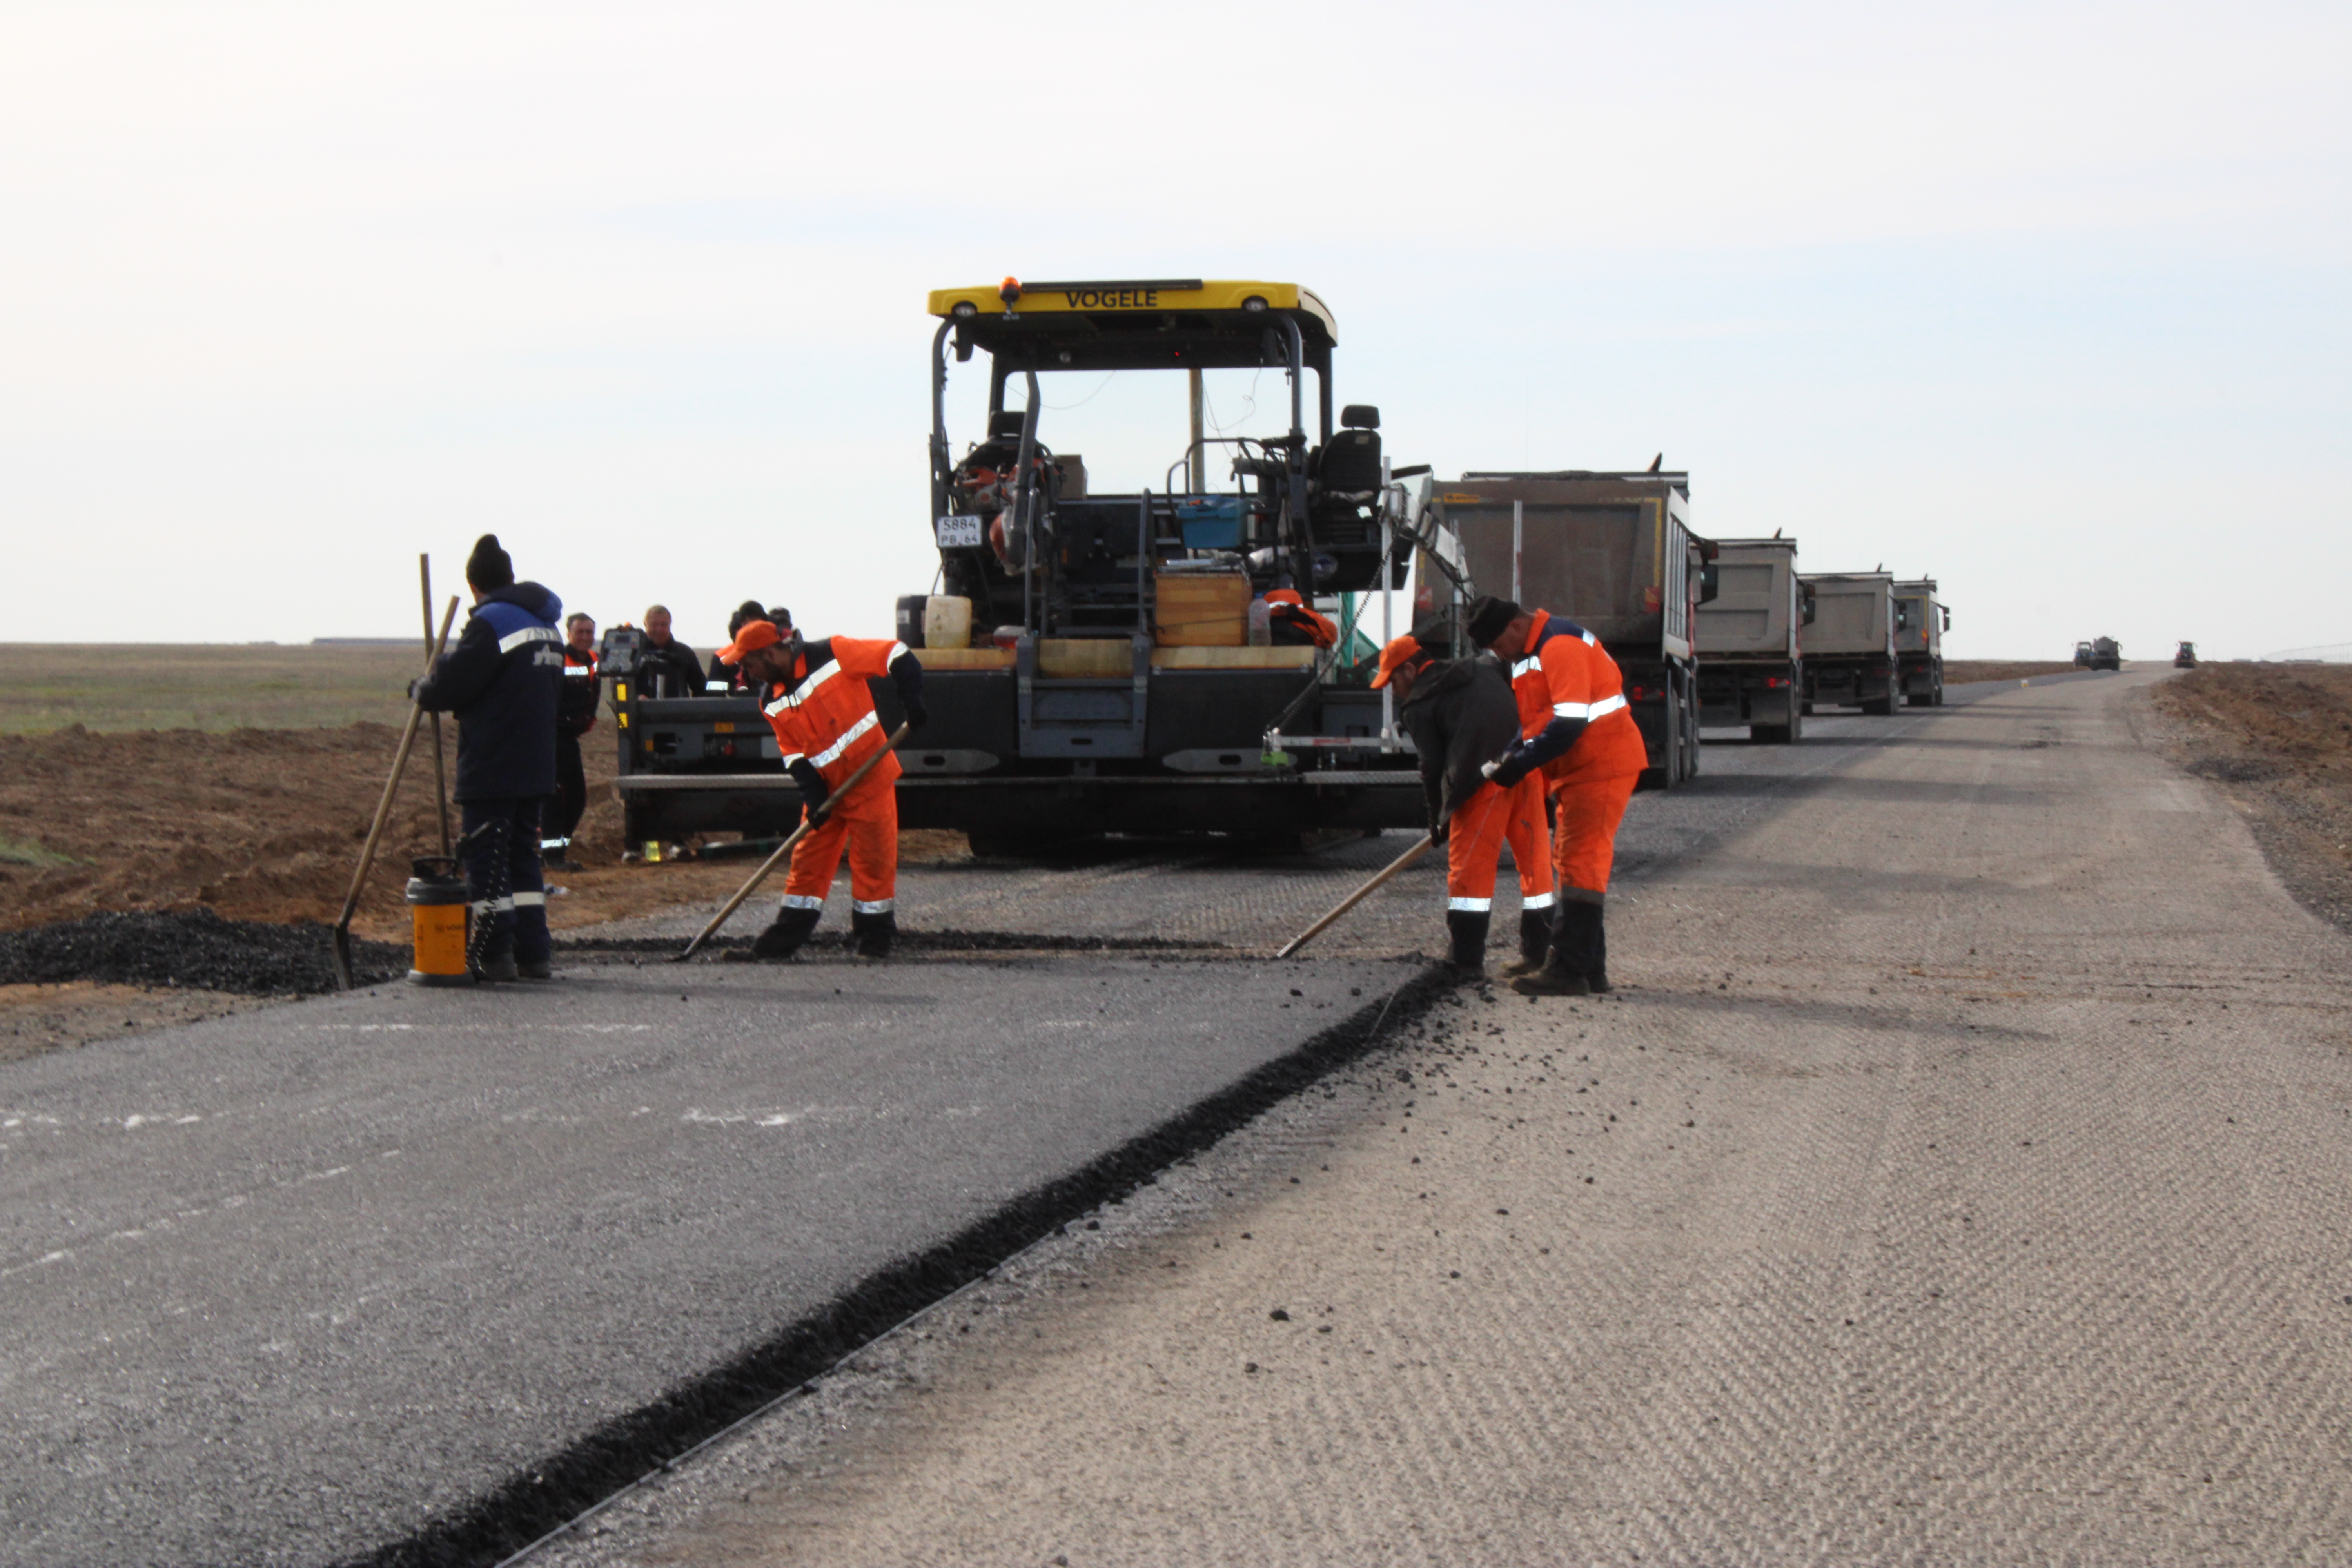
(1860, 697), (1895, 716)
(1749, 722), (1788, 744)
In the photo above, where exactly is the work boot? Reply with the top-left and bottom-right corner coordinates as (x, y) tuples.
(1587, 909), (1613, 995)
(1499, 907), (1555, 979)
(518, 959), (553, 981)
(1511, 902), (1599, 998)
(474, 949), (519, 984)
(750, 904), (822, 960)
(850, 907), (897, 961)
(1445, 908), (1490, 973)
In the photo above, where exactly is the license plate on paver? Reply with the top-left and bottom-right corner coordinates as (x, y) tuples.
(935, 515), (984, 549)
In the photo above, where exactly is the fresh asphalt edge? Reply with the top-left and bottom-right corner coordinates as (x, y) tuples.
(337, 960), (1457, 1568)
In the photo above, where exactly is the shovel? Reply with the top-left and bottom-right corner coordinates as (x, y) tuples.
(1274, 832), (1436, 959)
(672, 722), (913, 962)
(331, 594), (460, 990)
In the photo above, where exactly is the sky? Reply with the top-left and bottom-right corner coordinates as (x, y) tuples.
(2, 0), (2346, 660)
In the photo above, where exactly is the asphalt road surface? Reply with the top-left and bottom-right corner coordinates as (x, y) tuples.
(3, 669), (2206, 1566)
(534, 666), (2352, 1567)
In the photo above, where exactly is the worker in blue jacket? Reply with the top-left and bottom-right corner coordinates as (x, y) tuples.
(413, 534), (566, 982)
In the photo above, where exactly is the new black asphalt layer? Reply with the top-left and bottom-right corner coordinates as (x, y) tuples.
(0, 956), (1403, 1568)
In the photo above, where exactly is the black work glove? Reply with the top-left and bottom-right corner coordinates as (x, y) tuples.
(1486, 745), (1533, 790)
(788, 759), (830, 819)
(407, 677), (425, 703)
(1427, 813), (1449, 847)
(902, 699), (929, 734)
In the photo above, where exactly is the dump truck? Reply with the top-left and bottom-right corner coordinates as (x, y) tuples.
(1409, 470), (1716, 788)
(1799, 572), (1899, 714)
(1695, 536), (1806, 742)
(1892, 577), (1948, 706)
(2089, 636), (2122, 671)
(603, 278), (1430, 853)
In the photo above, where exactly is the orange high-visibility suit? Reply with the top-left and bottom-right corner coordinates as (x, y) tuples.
(1445, 771), (1555, 916)
(1506, 610), (1649, 902)
(759, 637), (906, 918)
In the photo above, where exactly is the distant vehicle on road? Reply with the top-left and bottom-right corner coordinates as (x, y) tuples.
(1799, 572), (1899, 715)
(2074, 640), (2095, 668)
(2174, 641), (2198, 668)
(2090, 637), (2122, 671)
(1892, 577), (1948, 707)
(1697, 535), (1806, 743)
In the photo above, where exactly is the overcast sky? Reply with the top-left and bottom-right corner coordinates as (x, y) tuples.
(4, 0), (2345, 660)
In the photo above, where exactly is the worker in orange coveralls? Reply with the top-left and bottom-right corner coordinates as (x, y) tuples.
(716, 619), (926, 960)
(1374, 627), (1555, 974)
(1466, 593), (1650, 997)
(1263, 588), (1338, 649)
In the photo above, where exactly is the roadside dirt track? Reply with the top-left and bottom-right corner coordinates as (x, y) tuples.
(547, 667), (2352, 1568)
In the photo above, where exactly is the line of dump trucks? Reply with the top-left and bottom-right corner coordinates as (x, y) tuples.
(590, 279), (1952, 851)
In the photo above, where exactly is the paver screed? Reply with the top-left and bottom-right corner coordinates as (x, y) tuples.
(607, 670), (2352, 1566)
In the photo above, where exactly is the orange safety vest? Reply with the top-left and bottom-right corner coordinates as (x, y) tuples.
(1263, 589), (1338, 649)
(759, 637), (906, 800)
(1508, 610), (1650, 786)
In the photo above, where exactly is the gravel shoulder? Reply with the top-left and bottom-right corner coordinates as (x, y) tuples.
(553, 668), (2352, 1567)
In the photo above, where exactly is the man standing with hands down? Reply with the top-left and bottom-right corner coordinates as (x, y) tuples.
(1376, 627), (1555, 974)
(1467, 593), (1650, 997)
(412, 534), (566, 982)
(719, 618), (926, 961)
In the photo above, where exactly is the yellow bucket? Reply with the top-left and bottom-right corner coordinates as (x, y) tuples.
(405, 856), (472, 986)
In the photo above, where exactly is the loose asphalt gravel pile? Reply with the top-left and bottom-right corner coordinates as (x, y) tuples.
(0, 909), (405, 995)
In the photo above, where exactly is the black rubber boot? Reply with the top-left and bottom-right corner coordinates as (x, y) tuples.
(474, 949), (519, 984)
(850, 908), (897, 960)
(1512, 902), (1599, 997)
(1588, 906), (1613, 994)
(518, 958), (553, 981)
(750, 904), (822, 960)
(1499, 907), (1555, 978)
(1445, 908), (1490, 972)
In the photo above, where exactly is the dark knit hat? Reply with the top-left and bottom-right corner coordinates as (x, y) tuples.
(1464, 594), (1520, 648)
(727, 599), (768, 636)
(466, 534), (515, 592)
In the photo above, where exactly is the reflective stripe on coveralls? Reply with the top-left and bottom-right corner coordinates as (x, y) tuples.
(1445, 773), (1555, 915)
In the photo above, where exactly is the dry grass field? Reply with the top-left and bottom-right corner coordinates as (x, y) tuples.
(0, 643), (423, 734)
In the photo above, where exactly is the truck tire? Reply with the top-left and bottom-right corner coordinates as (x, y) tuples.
(1749, 722), (1789, 743)
(1860, 696), (1895, 716)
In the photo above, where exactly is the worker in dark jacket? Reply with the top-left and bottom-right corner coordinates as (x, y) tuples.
(413, 535), (566, 982)
(635, 604), (704, 698)
(1376, 627), (1552, 973)
(543, 612), (599, 870)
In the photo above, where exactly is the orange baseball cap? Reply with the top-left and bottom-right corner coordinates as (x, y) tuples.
(1368, 633), (1428, 690)
(715, 619), (784, 666)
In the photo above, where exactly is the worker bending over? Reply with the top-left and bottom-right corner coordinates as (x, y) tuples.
(412, 534), (566, 982)
(718, 619), (926, 960)
(1375, 628), (1555, 973)
(1467, 593), (1649, 997)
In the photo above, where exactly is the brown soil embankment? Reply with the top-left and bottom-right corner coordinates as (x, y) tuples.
(2145, 662), (2352, 930)
(0, 722), (966, 941)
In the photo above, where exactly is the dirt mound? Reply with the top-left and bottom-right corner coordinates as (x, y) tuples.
(0, 909), (405, 995)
